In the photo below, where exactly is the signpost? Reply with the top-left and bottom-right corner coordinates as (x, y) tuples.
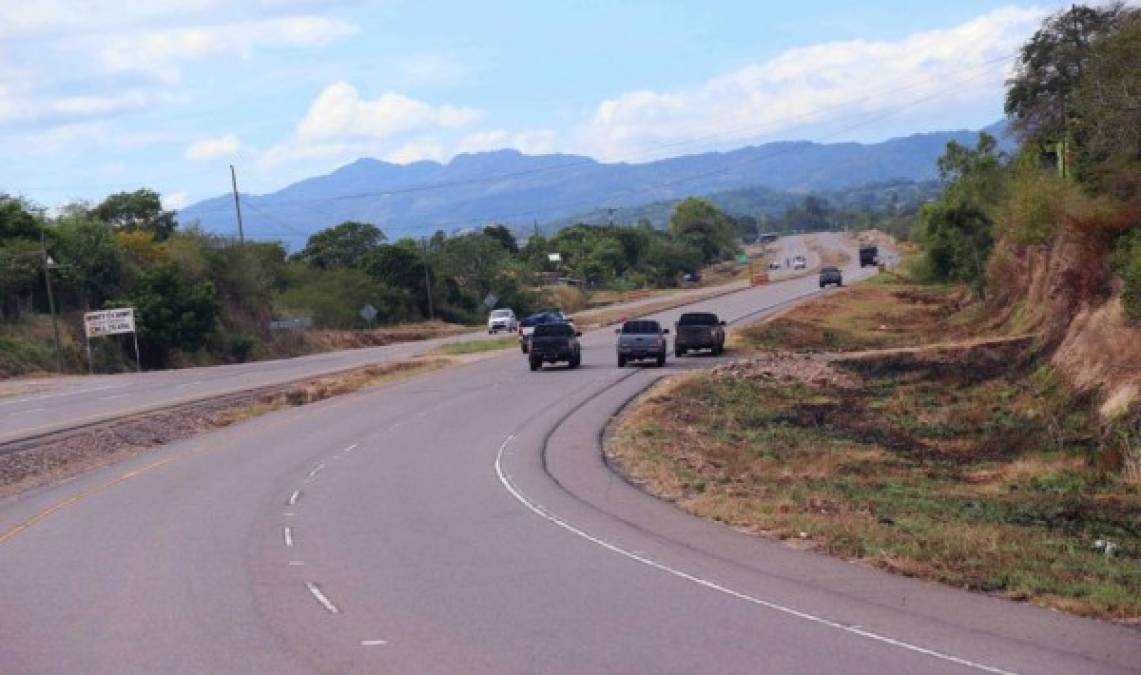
(269, 317), (313, 331)
(83, 307), (141, 373)
(359, 304), (378, 328)
(736, 253), (748, 265)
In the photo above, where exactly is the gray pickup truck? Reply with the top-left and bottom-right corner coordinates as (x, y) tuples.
(615, 319), (668, 367)
(674, 312), (725, 357)
(528, 322), (581, 371)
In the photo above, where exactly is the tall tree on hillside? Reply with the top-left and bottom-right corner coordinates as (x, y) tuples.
(1004, 3), (1129, 145)
(294, 221), (385, 269)
(669, 197), (737, 263)
(482, 224), (519, 254)
(94, 189), (178, 241)
(1072, 8), (1141, 190)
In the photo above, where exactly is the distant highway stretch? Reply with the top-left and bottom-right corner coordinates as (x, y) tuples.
(1, 231), (1136, 674)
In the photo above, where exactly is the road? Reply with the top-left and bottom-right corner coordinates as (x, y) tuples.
(1, 232), (1136, 674)
(0, 235), (822, 447)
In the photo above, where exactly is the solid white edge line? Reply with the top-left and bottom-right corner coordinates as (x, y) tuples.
(305, 582), (340, 614)
(283, 526), (294, 548)
(493, 434), (1016, 675)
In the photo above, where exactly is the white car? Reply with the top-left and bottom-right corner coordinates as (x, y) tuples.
(793, 256), (807, 270)
(488, 308), (517, 334)
(768, 260), (781, 270)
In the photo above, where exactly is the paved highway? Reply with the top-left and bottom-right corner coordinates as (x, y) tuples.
(1, 233), (1136, 673)
(0, 236), (820, 446)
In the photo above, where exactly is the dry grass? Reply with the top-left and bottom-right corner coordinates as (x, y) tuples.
(608, 281), (1141, 621)
(431, 337), (516, 356)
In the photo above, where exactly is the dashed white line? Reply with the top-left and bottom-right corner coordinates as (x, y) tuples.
(343, 443), (358, 453)
(493, 434), (1015, 675)
(307, 464), (325, 479)
(361, 640), (388, 646)
(283, 512), (296, 517)
(289, 561), (305, 566)
(283, 526), (294, 548)
(287, 490), (301, 506)
(305, 582), (340, 614)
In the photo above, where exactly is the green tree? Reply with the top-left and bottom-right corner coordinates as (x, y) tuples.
(124, 265), (219, 366)
(668, 197), (737, 263)
(1004, 3), (1129, 144)
(482, 224), (519, 254)
(0, 195), (41, 240)
(54, 211), (127, 311)
(94, 189), (177, 241)
(294, 221), (385, 269)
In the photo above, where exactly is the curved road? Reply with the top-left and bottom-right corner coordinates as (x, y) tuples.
(1, 234), (1137, 673)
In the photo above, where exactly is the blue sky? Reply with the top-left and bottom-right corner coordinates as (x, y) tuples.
(0, 1), (1068, 210)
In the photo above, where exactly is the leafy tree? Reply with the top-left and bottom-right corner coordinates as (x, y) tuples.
(54, 212), (127, 311)
(1004, 3), (1129, 144)
(1072, 9), (1141, 189)
(0, 239), (41, 321)
(276, 266), (414, 329)
(920, 134), (1008, 294)
(362, 241), (432, 314)
(482, 224), (519, 254)
(668, 197), (737, 263)
(0, 195), (41, 240)
(294, 221), (385, 269)
(124, 265), (219, 366)
(94, 189), (177, 241)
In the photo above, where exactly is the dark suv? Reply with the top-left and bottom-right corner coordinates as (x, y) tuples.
(528, 322), (582, 370)
(616, 319), (668, 367)
(674, 312), (725, 356)
(819, 266), (843, 288)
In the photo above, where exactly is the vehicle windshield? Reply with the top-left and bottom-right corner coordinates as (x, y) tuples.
(621, 320), (661, 334)
(822, 266), (840, 273)
(678, 313), (718, 326)
(490, 310), (512, 318)
(533, 323), (574, 337)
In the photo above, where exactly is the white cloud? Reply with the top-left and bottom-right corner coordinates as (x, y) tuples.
(455, 129), (559, 155)
(21, 121), (174, 154)
(98, 15), (358, 81)
(296, 82), (479, 142)
(0, 0), (225, 38)
(186, 133), (241, 160)
(580, 6), (1045, 160)
(164, 191), (191, 210)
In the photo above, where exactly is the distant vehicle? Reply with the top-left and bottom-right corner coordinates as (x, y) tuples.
(819, 266), (843, 287)
(792, 256), (807, 270)
(487, 308), (517, 334)
(528, 322), (581, 371)
(768, 260), (781, 270)
(759, 233), (780, 244)
(859, 245), (879, 267)
(518, 309), (572, 353)
(682, 272), (702, 283)
(674, 312), (725, 357)
(616, 319), (668, 367)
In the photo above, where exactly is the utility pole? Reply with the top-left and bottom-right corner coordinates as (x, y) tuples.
(607, 207), (616, 226)
(230, 164), (245, 245)
(40, 230), (63, 373)
(421, 238), (435, 321)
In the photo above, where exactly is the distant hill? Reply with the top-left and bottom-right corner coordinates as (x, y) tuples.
(178, 121), (1013, 249)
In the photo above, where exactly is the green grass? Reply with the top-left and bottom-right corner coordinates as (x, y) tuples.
(432, 336), (517, 355)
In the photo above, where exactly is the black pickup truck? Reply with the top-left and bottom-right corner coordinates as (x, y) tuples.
(528, 322), (582, 371)
(674, 312), (725, 357)
(859, 245), (878, 267)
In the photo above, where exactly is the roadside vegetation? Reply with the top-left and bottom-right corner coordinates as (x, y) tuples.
(432, 337), (517, 356)
(610, 274), (1140, 620)
(611, 4), (1141, 621)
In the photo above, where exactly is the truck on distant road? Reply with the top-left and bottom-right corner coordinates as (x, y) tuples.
(859, 245), (879, 267)
(674, 312), (725, 357)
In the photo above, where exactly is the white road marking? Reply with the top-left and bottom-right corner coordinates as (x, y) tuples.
(307, 464), (325, 479)
(284, 512), (296, 517)
(102, 393), (129, 401)
(288, 490), (301, 506)
(283, 526), (294, 548)
(343, 443), (358, 453)
(289, 561), (305, 566)
(361, 640), (388, 646)
(493, 435), (1015, 675)
(305, 582), (340, 614)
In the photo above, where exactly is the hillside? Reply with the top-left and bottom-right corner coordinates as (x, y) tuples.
(178, 123), (1011, 249)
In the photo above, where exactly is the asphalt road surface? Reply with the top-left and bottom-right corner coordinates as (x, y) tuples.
(0, 235), (822, 446)
(1, 233), (1137, 674)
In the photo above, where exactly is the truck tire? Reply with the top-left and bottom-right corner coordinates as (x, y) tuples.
(675, 346), (684, 358)
(656, 353), (666, 368)
(529, 358), (541, 371)
(520, 342), (528, 354)
(570, 353), (581, 369)
(617, 355), (627, 368)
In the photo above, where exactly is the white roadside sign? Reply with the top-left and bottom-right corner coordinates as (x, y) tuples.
(84, 308), (136, 338)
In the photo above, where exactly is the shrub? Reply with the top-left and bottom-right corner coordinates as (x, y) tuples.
(1112, 228), (1141, 324)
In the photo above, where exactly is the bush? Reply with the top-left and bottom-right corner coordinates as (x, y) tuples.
(124, 264), (219, 367)
(276, 266), (415, 329)
(1113, 228), (1141, 324)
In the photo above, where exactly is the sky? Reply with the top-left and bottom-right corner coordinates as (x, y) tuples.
(0, 1), (1072, 211)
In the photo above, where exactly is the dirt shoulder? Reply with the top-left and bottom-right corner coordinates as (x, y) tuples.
(606, 276), (1141, 622)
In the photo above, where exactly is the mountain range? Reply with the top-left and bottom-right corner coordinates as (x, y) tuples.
(177, 121), (1010, 249)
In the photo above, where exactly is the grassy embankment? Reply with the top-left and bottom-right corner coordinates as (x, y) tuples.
(608, 272), (1141, 621)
